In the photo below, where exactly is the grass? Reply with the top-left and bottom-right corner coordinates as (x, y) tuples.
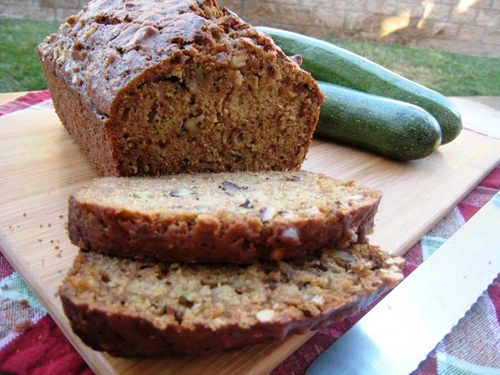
(1, 18), (499, 96)
(0, 18), (61, 93)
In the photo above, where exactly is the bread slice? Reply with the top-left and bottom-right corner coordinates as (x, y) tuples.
(68, 171), (382, 264)
(59, 245), (404, 357)
(37, 0), (323, 176)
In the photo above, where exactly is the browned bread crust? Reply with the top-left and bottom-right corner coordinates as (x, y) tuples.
(37, 0), (324, 176)
(68, 171), (382, 264)
(59, 245), (404, 357)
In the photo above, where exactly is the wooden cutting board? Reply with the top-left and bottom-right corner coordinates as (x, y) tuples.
(0, 107), (499, 375)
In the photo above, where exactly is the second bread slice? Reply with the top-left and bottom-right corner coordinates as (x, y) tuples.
(59, 244), (404, 357)
(68, 171), (382, 264)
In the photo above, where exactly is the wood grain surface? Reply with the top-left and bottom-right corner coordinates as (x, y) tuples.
(1, 107), (499, 375)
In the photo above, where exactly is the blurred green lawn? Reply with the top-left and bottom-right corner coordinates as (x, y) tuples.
(0, 19), (61, 92)
(1, 18), (499, 96)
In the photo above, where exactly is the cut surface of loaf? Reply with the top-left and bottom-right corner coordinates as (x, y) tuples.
(68, 171), (382, 264)
(59, 245), (404, 357)
(37, 0), (324, 176)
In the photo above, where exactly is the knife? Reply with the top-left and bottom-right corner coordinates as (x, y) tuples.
(306, 191), (500, 375)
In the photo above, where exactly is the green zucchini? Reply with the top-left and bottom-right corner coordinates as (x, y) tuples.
(316, 81), (442, 160)
(257, 26), (461, 144)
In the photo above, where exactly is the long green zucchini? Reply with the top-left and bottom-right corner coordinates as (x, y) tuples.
(316, 81), (442, 160)
(257, 26), (461, 144)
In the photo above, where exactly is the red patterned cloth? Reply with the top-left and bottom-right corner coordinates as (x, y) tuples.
(1, 91), (499, 375)
(0, 91), (52, 117)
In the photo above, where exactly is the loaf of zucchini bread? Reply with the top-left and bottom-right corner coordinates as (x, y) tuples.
(68, 171), (382, 264)
(37, 0), (324, 176)
(59, 244), (404, 357)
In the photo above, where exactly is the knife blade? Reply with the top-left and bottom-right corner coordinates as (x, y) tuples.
(306, 191), (500, 375)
